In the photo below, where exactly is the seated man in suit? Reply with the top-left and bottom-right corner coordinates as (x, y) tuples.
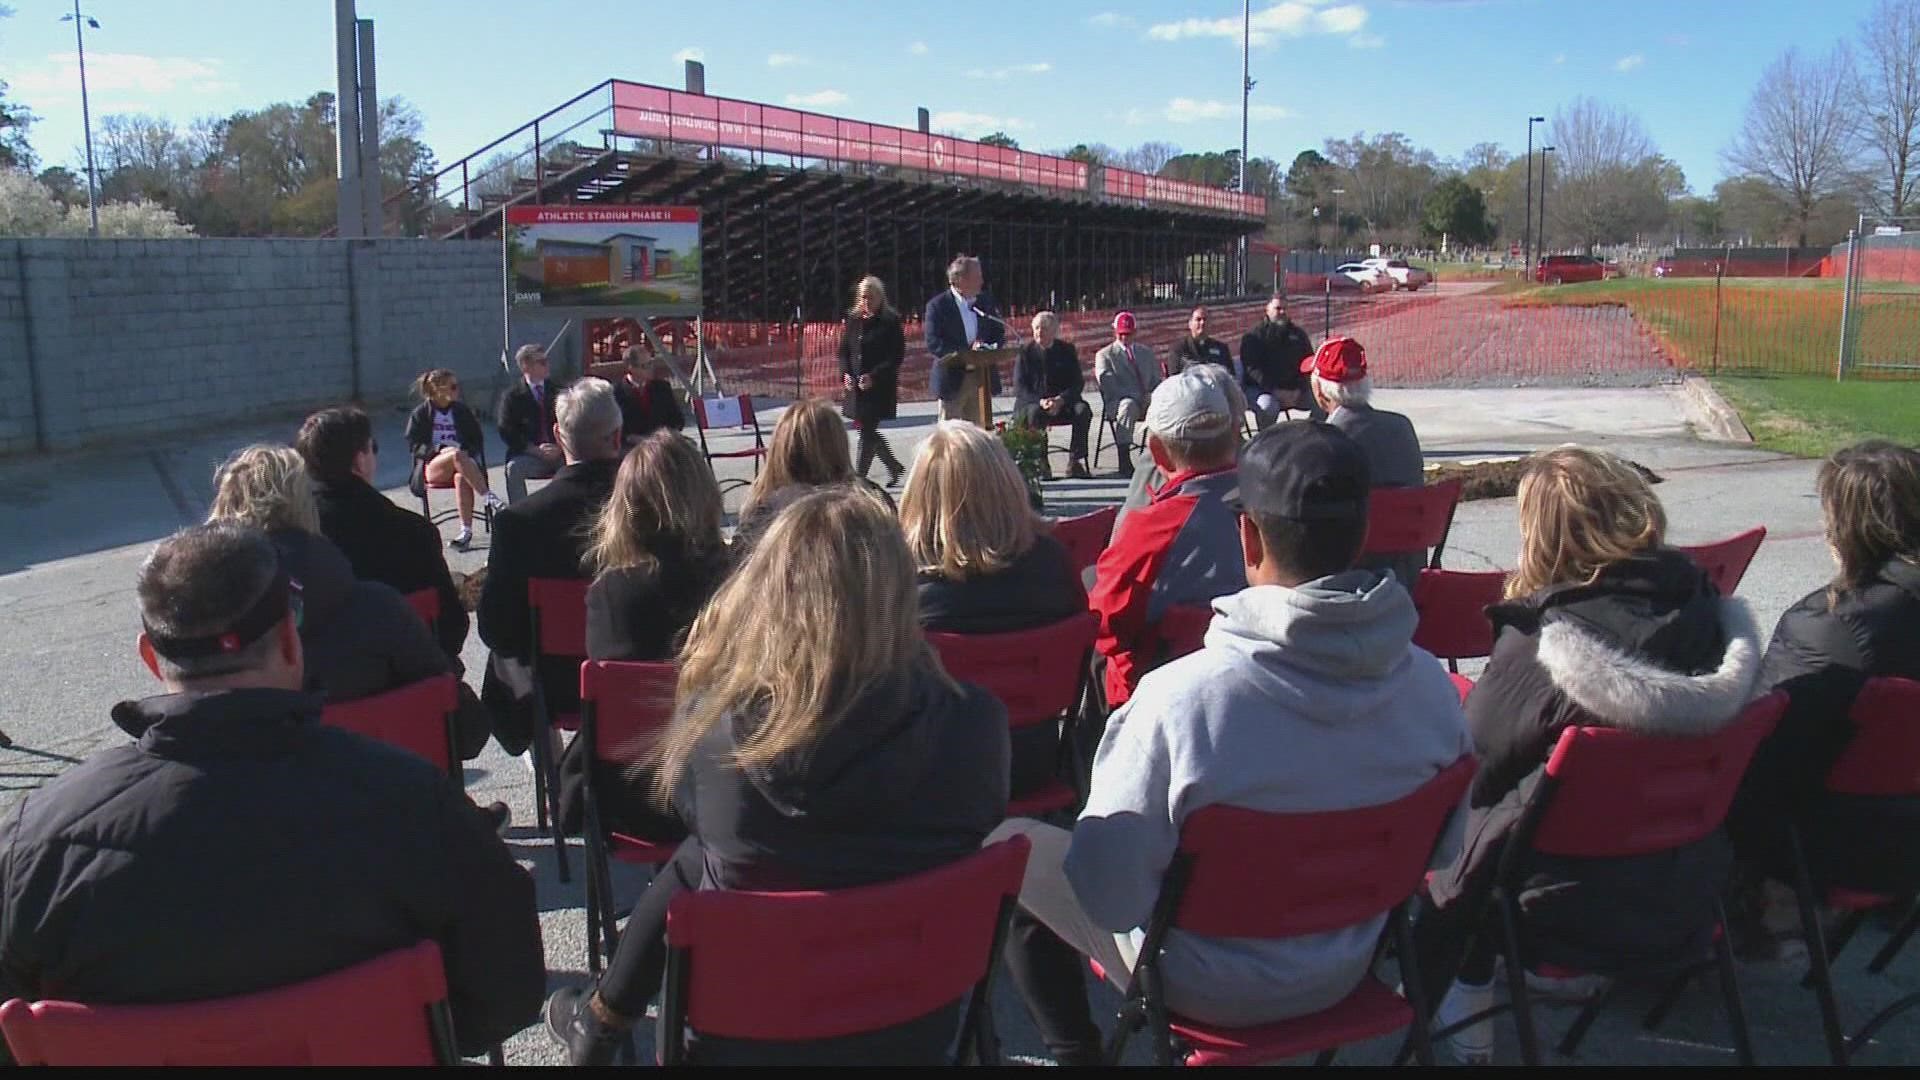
(614, 346), (685, 446)
(1092, 311), (1162, 479)
(1306, 337), (1427, 587)
(498, 344), (563, 504)
(0, 522), (544, 1062)
(923, 254), (1005, 427)
(477, 377), (624, 755)
(1012, 310), (1093, 480)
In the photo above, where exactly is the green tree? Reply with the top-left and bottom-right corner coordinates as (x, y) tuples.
(0, 6), (32, 170)
(36, 166), (80, 205)
(979, 131), (1019, 149)
(1421, 176), (1492, 244)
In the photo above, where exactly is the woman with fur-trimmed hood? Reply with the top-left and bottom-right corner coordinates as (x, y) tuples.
(1412, 447), (1763, 1063)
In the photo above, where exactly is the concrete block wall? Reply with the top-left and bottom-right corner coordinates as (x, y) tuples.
(0, 238), (503, 455)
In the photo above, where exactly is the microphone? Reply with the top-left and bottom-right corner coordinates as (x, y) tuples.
(970, 305), (1020, 348)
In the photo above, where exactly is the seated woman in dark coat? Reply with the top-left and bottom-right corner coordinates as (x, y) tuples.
(1411, 447), (1762, 1063)
(732, 398), (891, 545)
(1727, 441), (1920, 953)
(545, 486), (1010, 1065)
(557, 430), (733, 839)
(898, 420), (1088, 797)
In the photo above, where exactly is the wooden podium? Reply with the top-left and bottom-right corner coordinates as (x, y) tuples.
(943, 346), (1019, 429)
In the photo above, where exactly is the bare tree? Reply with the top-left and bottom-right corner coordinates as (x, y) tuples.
(1856, 0), (1920, 216)
(1724, 45), (1859, 247)
(1118, 141), (1179, 174)
(1541, 99), (1673, 249)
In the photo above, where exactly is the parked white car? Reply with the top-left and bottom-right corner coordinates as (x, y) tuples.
(1332, 262), (1394, 294)
(1360, 257), (1433, 291)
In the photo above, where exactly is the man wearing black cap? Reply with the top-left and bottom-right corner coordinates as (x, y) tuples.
(990, 422), (1472, 1066)
(0, 522), (544, 1061)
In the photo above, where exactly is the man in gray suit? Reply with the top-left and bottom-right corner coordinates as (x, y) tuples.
(1303, 337), (1427, 587)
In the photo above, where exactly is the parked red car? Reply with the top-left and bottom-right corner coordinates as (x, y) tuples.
(1534, 254), (1608, 285)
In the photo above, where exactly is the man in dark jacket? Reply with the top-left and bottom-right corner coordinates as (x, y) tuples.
(498, 344), (563, 503)
(297, 406), (469, 662)
(0, 523), (544, 1061)
(1168, 305), (1235, 376)
(479, 377), (624, 753)
(1011, 311), (1093, 479)
(614, 347), (685, 446)
(923, 255), (1005, 427)
(1238, 295), (1318, 426)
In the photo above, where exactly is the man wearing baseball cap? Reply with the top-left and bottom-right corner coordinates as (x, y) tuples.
(1087, 371), (1248, 716)
(1092, 311), (1162, 478)
(992, 422), (1471, 1064)
(1305, 336), (1428, 585)
(0, 522), (544, 1061)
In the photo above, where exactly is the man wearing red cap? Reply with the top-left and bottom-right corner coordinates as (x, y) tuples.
(1305, 337), (1427, 585)
(1092, 311), (1161, 478)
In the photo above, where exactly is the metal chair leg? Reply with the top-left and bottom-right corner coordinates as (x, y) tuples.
(1804, 910), (1869, 987)
(1643, 971), (1696, 1032)
(1498, 896), (1543, 1065)
(1556, 979), (1622, 1058)
(1868, 898), (1920, 974)
(1712, 908), (1758, 1066)
(1312, 1048), (1337, 1065)
(1790, 827), (1850, 1065)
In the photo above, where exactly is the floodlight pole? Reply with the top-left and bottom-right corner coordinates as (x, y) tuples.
(62, 0), (101, 237)
(1523, 116), (1544, 276)
(1238, 0), (1251, 296)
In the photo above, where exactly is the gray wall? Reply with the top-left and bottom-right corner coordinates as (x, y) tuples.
(0, 238), (509, 456)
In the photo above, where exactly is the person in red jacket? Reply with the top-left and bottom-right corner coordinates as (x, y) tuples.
(1088, 371), (1248, 714)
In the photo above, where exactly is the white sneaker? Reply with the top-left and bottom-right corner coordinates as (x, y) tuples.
(1433, 978), (1495, 1065)
(483, 490), (508, 511)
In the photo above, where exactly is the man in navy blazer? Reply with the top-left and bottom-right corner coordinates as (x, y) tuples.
(923, 255), (1006, 427)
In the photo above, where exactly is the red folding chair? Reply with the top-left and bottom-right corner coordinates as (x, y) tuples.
(1049, 506), (1118, 576)
(691, 395), (768, 495)
(418, 447), (495, 534)
(1430, 694), (1784, 1065)
(1782, 677), (1920, 1064)
(578, 659), (683, 977)
(1104, 757), (1477, 1066)
(659, 835), (1032, 1066)
(927, 612), (1099, 818)
(0, 940), (483, 1065)
(1676, 527), (1767, 596)
(527, 576), (591, 884)
(404, 588), (441, 638)
(1410, 568), (1508, 677)
(1362, 478), (1464, 570)
(320, 673), (462, 784)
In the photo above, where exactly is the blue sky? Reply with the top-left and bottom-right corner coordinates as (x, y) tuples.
(0, 0), (1882, 194)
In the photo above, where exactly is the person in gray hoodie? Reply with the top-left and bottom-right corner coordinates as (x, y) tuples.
(990, 421), (1473, 1065)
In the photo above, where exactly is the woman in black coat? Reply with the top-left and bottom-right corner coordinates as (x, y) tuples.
(839, 274), (907, 486)
(405, 368), (506, 550)
(898, 419), (1088, 798)
(545, 486), (1009, 1066)
(556, 431), (733, 839)
(1727, 441), (1920, 921)
(1411, 448), (1762, 1062)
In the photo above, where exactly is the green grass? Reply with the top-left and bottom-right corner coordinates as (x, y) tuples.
(1712, 374), (1920, 457)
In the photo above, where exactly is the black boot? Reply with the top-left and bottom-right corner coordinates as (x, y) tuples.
(544, 986), (627, 1066)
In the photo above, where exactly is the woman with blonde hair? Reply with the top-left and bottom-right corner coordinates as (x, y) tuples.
(545, 485), (1010, 1065)
(207, 446), (459, 719)
(405, 367), (505, 551)
(555, 431), (732, 839)
(839, 274), (907, 485)
(900, 420), (1085, 795)
(1414, 446), (1763, 1063)
(732, 397), (888, 551)
(1728, 440), (1920, 954)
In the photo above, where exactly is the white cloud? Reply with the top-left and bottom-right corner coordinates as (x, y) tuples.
(908, 41), (930, 55)
(1088, 11), (1136, 28)
(672, 47), (705, 64)
(10, 52), (230, 99)
(784, 89), (848, 107)
(767, 53), (806, 68)
(1149, 1), (1370, 47)
(963, 62), (1052, 80)
(929, 110), (1030, 137)
(1614, 52), (1644, 72)
(1351, 32), (1387, 48)
(1553, 52), (1567, 64)
(1138, 98), (1295, 124)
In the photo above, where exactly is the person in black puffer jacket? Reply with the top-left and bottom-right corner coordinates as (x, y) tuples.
(1727, 441), (1920, 928)
(545, 485), (1010, 1066)
(1411, 448), (1762, 1063)
(556, 430), (734, 839)
(207, 445), (491, 759)
(899, 420), (1087, 798)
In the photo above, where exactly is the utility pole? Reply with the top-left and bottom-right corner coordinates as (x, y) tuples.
(334, 0), (364, 238)
(1238, 0), (1252, 296)
(60, 1), (101, 237)
(1523, 115), (1544, 276)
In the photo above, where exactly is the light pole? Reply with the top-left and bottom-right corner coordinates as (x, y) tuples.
(1238, 0), (1252, 295)
(1523, 115), (1544, 276)
(1538, 146), (1555, 261)
(1331, 187), (1346, 249)
(60, 1), (102, 238)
